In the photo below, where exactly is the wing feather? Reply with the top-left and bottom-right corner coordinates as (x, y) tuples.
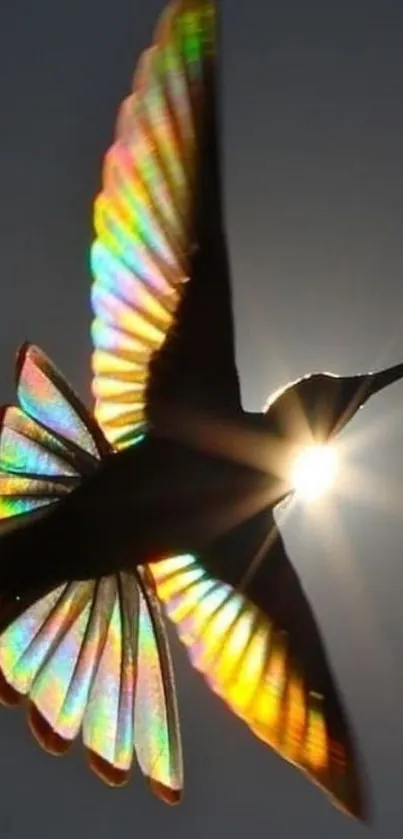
(150, 552), (367, 819)
(91, 0), (219, 448)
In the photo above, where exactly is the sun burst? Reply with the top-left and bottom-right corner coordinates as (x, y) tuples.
(291, 444), (339, 503)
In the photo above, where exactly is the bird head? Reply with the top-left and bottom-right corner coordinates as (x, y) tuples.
(265, 364), (403, 446)
(261, 363), (403, 493)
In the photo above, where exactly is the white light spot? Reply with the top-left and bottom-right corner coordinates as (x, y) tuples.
(291, 444), (339, 502)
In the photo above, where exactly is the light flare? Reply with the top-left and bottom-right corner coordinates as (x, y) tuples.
(291, 443), (339, 503)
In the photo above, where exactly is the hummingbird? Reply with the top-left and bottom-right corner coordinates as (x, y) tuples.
(0, 0), (401, 821)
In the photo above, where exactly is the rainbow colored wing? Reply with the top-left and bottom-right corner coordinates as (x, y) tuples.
(0, 344), (182, 800)
(150, 553), (366, 819)
(90, 0), (218, 448)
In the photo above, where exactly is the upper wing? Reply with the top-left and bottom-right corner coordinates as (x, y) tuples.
(150, 508), (368, 820)
(90, 0), (241, 451)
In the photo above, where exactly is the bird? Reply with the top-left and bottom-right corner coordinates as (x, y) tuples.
(0, 0), (402, 821)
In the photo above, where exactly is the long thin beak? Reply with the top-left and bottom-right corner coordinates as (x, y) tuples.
(332, 362), (403, 437)
(365, 362), (403, 398)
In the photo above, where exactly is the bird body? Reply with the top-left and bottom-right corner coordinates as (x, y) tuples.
(0, 0), (402, 822)
(0, 415), (278, 595)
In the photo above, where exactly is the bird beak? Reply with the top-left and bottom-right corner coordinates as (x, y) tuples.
(364, 362), (403, 398)
(333, 362), (403, 436)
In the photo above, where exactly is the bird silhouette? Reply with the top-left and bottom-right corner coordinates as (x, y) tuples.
(0, 0), (402, 822)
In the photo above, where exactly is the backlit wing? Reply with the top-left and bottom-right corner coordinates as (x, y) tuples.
(150, 510), (368, 820)
(0, 344), (182, 800)
(91, 0), (241, 451)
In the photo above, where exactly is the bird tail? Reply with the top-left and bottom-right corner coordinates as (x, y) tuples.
(0, 342), (182, 799)
(0, 341), (113, 597)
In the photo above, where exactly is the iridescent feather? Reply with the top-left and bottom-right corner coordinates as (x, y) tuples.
(0, 0), (213, 800)
(0, 344), (182, 800)
(91, 0), (216, 448)
(150, 554), (358, 815)
(0, 342), (103, 525)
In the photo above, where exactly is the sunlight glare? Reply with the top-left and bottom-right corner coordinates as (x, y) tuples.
(291, 444), (339, 503)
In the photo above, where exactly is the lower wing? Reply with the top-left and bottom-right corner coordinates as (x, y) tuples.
(150, 508), (368, 820)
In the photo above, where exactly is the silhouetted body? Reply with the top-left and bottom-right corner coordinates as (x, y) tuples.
(1, 45), (401, 606)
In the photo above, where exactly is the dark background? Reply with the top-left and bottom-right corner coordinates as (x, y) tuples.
(1, 0), (403, 836)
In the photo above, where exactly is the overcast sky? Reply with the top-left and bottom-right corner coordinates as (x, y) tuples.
(1, 0), (403, 837)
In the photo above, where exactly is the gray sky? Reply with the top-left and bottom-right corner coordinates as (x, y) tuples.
(1, 0), (403, 836)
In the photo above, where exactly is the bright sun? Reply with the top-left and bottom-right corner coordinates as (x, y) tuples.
(291, 444), (339, 502)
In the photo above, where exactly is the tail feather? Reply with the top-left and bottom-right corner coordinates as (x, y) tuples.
(0, 343), (183, 801)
